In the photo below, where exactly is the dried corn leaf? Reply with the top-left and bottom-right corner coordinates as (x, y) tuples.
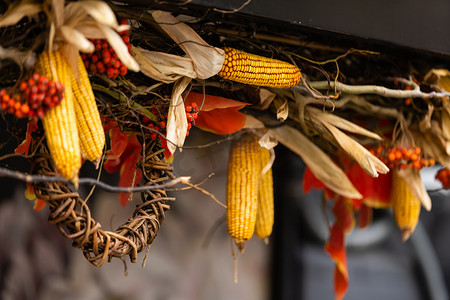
(274, 97), (289, 122)
(258, 130), (278, 150)
(152, 10), (225, 79)
(424, 69), (450, 85)
(131, 47), (196, 83)
(396, 168), (431, 211)
(244, 115), (266, 129)
(257, 89), (277, 110)
(307, 107), (382, 140)
(58, 25), (94, 52)
(270, 126), (362, 199)
(0, 0), (42, 28)
(65, 1), (121, 29)
(413, 130), (450, 170)
(166, 77), (191, 155)
(419, 104), (433, 132)
(321, 120), (389, 177)
(50, 0), (64, 27)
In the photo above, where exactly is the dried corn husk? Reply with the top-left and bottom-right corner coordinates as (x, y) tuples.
(269, 125), (362, 199)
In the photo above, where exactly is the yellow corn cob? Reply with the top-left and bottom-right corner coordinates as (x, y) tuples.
(71, 55), (105, 164)
(392, 170), (421, 241)
(35, 50), (81, 185)
(226, 132), (263, 251)
(217, 47), (301, 88)
(255, 147), (274, 243)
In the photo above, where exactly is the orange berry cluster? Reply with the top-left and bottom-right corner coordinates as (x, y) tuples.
(0, 90), (29, 118)
(436, 168), (450, 189)
(370, 145), (435, 170)
(81, 19), (131, 79)
(141, 107), (168, 140)
(0, 73), (64, 119)
(140, 102), (199, 140)
(185, 102), (199, 136)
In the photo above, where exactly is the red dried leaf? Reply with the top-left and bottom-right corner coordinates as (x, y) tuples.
(346, 162), (392, 209)
(33, 199), (47, 211)
(104, 126), (129, 173)
(333, 265), (349, 300)
(184, 92), (247, 135)
(102, 117), (118, 132)
(15, 120), (38, 155)
(103, 124), (144, 207)
(117, 135), (143, 207)
(196, 107), (247, 135)
(303, 166), (336, 199)
(358, 203), (373, 228)
(184, 92), (247, 112)
(25, 183), (46, 211)
(333, 197), (355, 234)
(325, 223), (348, 300)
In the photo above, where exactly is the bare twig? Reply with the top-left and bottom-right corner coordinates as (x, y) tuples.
(0, 166), (190, 192)
(307, 80), (450, 99)
(213, 0), (252, 13)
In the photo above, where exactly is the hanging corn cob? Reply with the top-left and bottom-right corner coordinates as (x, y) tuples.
(34, 49), (81, 185)
(254, 147), (274, 243)
(391, 170), (421, 241)
(71, 55), (105, 165)
(227, 132), (264, 251)
(217, 47), (301, 88)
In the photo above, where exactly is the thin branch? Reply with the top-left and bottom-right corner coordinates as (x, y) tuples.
(0, 166), (190, 193)
(307, 80), (450, 99)
(213, 0), (251, 13)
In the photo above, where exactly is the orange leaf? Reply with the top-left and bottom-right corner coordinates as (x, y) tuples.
(303, 166), (336, 199)
(184, 92), (246, 112)
(333, 197), (355, 234)
(33, 199), (47, 211)
(333, 266), (349, 300)
(325, 223), (349, 300)
(195, 107), (247, 135)
(103, 127), (144, 207)
(358, 203), (373, 228)
(15, 120), (38, 155)
(104, 126), (129, 173)
(25, 183), (46, 211)
(118, 135), (142, 207)
(346, 162), (392, 209)
(184, 92), (247, 135)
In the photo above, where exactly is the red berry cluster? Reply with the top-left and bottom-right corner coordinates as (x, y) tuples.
(436, 168), (450, 188)
(81, 19), (131, 79)
(141, 107), (168, 140)
(19, 73), (64, 119)
(0, 73), (64, 119)
(370, 145), (435, 170)
(140, 102), (200, 140)
(185, 102), (199, 136)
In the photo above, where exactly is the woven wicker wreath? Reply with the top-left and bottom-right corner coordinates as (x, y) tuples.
(28, 128), (174, 267)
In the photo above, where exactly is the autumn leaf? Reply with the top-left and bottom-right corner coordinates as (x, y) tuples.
(117, 135), (142, 207)
(104, 122), (143, 207)
(345, 161), (392, 209)
(184, 92), (248, 135)
(15, 120), (38, 155)
(325, 222), (348, 300)
(358, 203), (372, 228)
(25, 183), (46, 211)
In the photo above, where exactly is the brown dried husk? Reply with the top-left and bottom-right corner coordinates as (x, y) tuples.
(29, 129), (174, 267)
